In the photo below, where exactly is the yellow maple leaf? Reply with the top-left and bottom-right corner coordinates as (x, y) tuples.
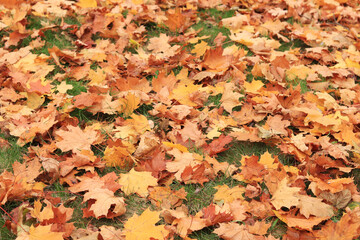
(17, 225), (64, 240)
(88, 69), (106, 86)
(191, 41), (209, 57)
(31, 200), (54, 222)
(258, 151), (278, 170)
(171, 82), (201, 107)
(103, 144), (135, 169)
(26, 92), (45, 110)
(118, 169), (158, 197)
(77, 0), (97, 8)
(127, 113), (151, 134)
(213, 185), (245, 203)
(124, 208), (169, 240)
(345, 58), (360, 76)
(286, 65), (315, 81)
(162, 141), (189, 152)
(118, 93), (141, 117)
(244, 80), (264, 94)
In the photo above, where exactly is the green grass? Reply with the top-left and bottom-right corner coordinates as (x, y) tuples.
(189, 227), (220, 240)
(285, 77), (310, 93)
(145, 22), (173, 38)
(65, 79), (88, 96)
(26, 15), (45, 30)
(0, 212), (16, 240)
(32, 29), (74, 55)
(268, 217), (288, 238)
(205, 94), (222, 108)
(217, 141), (275, 166)
(172, 175), (240, 215)
(0, 135), (27, 239)
(198, 8), (235, 23)
(192, 21), (231, 45)
(0, 137), (26, 172)
(0, 190), (23, 240)
(278, 38), (309, 52)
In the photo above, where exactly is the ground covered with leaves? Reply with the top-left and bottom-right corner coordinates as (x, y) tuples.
(1, 0), (360, 239)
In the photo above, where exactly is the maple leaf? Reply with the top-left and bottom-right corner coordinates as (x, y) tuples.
(214, 222), (257, 240)
(164, 8), (187, 32)
(133, 131), (160, 157)
(313, 209), (360, 240)
(203, 47), (232, 71)
(204, 135), (233, 156)
(31, 200), (54, 222)
(16, 225), (64, 240)
(68, 172), (121, 193)
(220, 82), (243, 113)
(103, 145), (134, 169)
(192, 41), (209, 57)
(124, 208), (169, 240)
(117, 93), (141, 117)
(247, 221), (271, 236)
(166, 149), (202, 180)
(213, 185), (245, 203)
(244, 80), (264, 94)
(201, 204), (234, 225)
(152, 71), (177, 93)
(171, 82), (206, 107)
(181, 164), (210, 185)
(258, 151), (278, 170)
(76, 0), (97, 8)
(55, 126), (99, 152)
(274, 209), (329, 231)
(148, 186), (187, 209)
(118, 169), (158, 197)
(82, 188), (126, 218)
(318, 189), (352, 209)
(271, 178), (301, 210)
(298, 195), (334, 219)
(56, 81), (73, 94)
(147, 33), (180, 59)
(240, 155), (266, 181)
(172, 216), (207, 238)
(178, 120), (206, 147)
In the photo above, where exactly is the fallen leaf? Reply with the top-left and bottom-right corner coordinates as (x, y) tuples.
(118, 169), (158, 197)
(17, 225), (65, 240)
(124, 208), (169, 240)
(298, 195), (334, 219)
(213, 185), (245, 203)
(76, 0), (97, 8)
(55, 126), (99, 153)
(82, 188), (126, 218)
(214, 222), (256, 240)
(271, 178), (301, 210)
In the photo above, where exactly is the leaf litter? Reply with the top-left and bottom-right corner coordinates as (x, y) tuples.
(1, 0), (360, 239)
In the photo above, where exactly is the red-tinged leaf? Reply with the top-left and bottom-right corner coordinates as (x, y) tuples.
(204, 135), (233, 156)
(181, 163), (210, 185)
(202, 204), (234, 225)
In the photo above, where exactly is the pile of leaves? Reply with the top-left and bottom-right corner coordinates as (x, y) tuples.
(1, 0), (360, 239)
